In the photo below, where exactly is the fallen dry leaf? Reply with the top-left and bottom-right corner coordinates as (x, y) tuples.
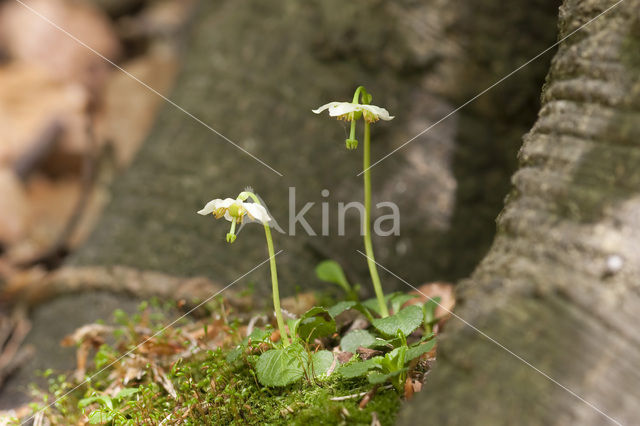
(0, 0), (120, 88)
(62, 323), (112, 381)
(61, 323), (113, 347)
(336, 351), (353, 364)
(356, 346), (382, 360)
(5, 175), (80, 263)
(0, 62), (89, 166)
(0, 169), (27, 244)
(404, 377), (414, 400)
(406, 281), (455, 320)
(150, 361), (177, 399)
(281, 292), (317, 316)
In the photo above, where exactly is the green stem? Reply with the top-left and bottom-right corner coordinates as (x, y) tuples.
(363, 122), (389, 318)
(352, 86), (366, 103)
(239, 192), (290, 345)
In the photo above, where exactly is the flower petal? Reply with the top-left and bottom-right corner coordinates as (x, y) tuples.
(197, 198), (223, 215)
(219, 198), (236, 208)
(243, 202), (271, 223)
(327, 102), (360, 117)
(312, 102), (341, 114)
(362, 104), (394, 121)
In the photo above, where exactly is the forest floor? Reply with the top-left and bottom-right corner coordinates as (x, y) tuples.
(1, 282), (454, 424)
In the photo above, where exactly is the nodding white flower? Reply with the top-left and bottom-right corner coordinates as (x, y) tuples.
(312, 102), (394, 123)
(197, 198), (270, 224)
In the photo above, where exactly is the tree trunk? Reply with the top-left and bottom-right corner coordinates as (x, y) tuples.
(399, 1), (640, 424)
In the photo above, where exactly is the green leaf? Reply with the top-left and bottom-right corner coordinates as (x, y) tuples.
(371, 305), (423, 336)
(367, 368), (407, 385)
(406, 339), (437, 361)
(315, 260), (351, 294)
(256, 344), (305, 387)
(338, 358), (382, 378)
(327, 301), (357, 318)
(114, 387), (139, 400)
(390, 294), (419, 315)
(88, 409), (114, 424)
(362, 292), (401, 316)
(340, 329), (376, 353)
(78, 395), (113, 410)
(287, 318), (300, 339)
(94, 344), (113, 369)
(297, 307), (336, 342)
(248, 327), (271, 342)
(309, 350), (335, 377)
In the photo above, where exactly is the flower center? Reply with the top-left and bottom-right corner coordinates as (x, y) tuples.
(228, 203), (242, 218)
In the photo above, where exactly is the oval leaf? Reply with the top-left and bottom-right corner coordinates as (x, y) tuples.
(310, 350), (335, 377)
(406, 339), (437, 361)
(338, 357), (382, 378)
(256, 346), (305, 387)
(371, 305), (423, 336)
(297, 307), (336, 342)
(316, 260), (350, 292)
(327, 301), (357, 318)
(340, 329), (376, 353)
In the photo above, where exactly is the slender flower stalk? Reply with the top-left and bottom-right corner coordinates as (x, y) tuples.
(362, 120), (389, 317)
(237, 191), (290, 346)
(198, 191), (290, 345)
(313, 86), (392, 317)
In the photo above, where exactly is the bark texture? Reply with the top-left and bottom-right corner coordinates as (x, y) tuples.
(399, 1), (640, 424)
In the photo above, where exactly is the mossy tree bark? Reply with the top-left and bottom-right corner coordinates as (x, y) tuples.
(399, 1), (640, 424)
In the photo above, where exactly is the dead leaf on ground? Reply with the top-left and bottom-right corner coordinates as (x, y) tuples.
(0, 63), (89, 166)
(404, 379), (414, 401)
(0, 169), (27, 244)
(150, 361), (177, 399)
(406, 281), (455, 320)
(5, 175), (80, 263)
(281, 292), (316, 316)
(0, 0), (120, 88)
(336, 351), (353, 364)
(356, 347), (382, 360)
(62, 323), (112, 381)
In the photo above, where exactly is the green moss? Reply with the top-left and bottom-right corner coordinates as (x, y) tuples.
(30, 349), (400, 425)
(28, 302), (403, 425)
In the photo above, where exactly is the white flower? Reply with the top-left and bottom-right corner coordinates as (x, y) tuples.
(312, 102), (394, 123)
(197, 198), (270, 224)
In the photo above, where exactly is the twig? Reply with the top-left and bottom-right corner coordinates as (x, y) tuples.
(0, 307), (33, 387)
(246, 315), (267, 337)
(329, 385), (392, 401)
(359, 385), (379, 409)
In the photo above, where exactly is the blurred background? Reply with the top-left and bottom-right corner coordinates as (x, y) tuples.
(0, 0), (188, 283)
(0, 0), (561, 413)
